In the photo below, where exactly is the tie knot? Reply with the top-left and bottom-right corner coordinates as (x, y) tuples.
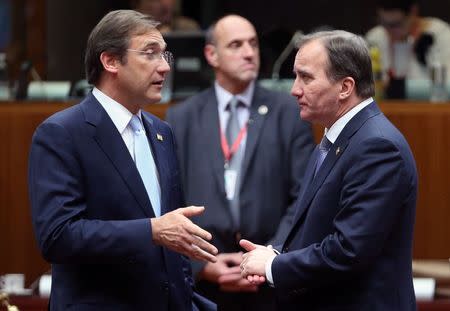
(129, 115), (143, 133)
(319, 135), (332, 152)
(227, 97), (242, 112)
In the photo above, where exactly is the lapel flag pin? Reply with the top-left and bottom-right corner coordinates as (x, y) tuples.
(336, 147), (341, 156)
(157, 133), (163, 141)
(258, 105), (268, 115)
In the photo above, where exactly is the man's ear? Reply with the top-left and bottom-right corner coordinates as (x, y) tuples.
(204, 44), (219, 68)
(100, 52), (120, 74)
(339, 77), (355, 100)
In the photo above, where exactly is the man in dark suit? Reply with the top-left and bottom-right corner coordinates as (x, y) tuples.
(28, 10), (218, 311)
(166, 15), (315, 310)
(240, 30), (418, 310)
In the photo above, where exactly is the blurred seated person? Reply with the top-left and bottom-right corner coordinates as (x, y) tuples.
(131, 0), (200, 33)
(366, 0), (450, 96)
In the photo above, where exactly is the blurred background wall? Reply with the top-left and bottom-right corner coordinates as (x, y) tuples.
(38, 0), (450, 82)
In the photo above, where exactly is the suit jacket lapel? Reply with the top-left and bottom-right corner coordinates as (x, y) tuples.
(199, 89), (227, 196)
(82, 94), (153, 217)
(240, 86), (270, 184)
(142, 113), (170, 215)
(291, 141), (348, 225)
(287, 101), (381, 236)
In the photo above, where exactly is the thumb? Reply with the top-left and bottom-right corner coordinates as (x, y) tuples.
(178, 205), (205, 218)
(239, 239), (258, 252)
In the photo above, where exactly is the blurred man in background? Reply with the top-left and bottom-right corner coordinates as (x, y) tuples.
(166, 14), (315, 311)
(366, 0), (450, 94)
(131, 0), (200, 33)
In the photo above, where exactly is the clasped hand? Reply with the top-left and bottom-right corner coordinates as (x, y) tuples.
(199, 252), (258, 292)
(151, 206), (218, 263)
(239, 239), (277, 285)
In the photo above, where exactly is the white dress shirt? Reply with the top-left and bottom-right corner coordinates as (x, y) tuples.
(92, 87), (144, 162)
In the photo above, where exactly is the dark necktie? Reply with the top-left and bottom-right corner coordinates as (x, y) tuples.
(314, 135), (332, 177)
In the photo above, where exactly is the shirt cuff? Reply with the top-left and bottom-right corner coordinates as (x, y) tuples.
(265, 246), (278, 287)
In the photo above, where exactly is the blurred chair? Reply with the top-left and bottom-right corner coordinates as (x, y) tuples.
(70, 79), (93, 98)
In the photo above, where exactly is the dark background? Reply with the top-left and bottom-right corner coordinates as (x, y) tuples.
(46, 0), (450, 81)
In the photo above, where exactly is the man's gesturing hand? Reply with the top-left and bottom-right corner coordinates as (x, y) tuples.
(151, 206), (218, 262)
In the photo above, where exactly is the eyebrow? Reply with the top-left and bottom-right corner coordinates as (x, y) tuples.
(293, 68), (310, 75)
(141, 41), (167, 50)
(226, 35), (258, 46)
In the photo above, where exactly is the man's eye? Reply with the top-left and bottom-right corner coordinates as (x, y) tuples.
(229, 42), (241, 49)
(300, 74), (312, 83)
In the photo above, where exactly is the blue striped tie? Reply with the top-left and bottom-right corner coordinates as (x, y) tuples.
(314, 135), (332, 177)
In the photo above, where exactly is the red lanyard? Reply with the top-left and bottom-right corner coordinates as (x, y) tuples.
(220, 125), (247, 163)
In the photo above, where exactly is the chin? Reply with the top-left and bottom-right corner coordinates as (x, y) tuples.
(240, 71), (258, 81)
(146, 94), (162, 104)
(299, 111), (312, 122)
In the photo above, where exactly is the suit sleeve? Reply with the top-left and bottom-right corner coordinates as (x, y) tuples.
(29, 122), (156, 264)
(269, 106), (315, 245)
(272, 137), (415, 290)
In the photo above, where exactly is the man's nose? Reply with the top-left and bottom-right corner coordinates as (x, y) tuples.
(291, 80), (303, 97)
(158, 58), (171, 73)
(242, 42), (256, 57)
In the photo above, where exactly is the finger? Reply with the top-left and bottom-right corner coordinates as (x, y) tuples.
(179, 205), (205, 217)
(187, 222), (213, 241)
(246, 274), (265, 284)
(176, 239), (216, 263)
(225, 266), (242, 275)
(239, 239), (258, 252)
(218, 272), (244, 284)
(221, 252), (243, 266)
(191, 234), (218, 256)
(191, 243), (217, 263)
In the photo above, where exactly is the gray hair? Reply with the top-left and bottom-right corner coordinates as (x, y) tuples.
(297, 30), (375, 98)
(85, 10), (160, 85)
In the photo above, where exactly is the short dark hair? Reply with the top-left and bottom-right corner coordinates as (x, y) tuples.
(297, 30), (375, 98)
(205, 19), (218, 45)
(85, 10), (159, 85)
(376, 0), (418, 14)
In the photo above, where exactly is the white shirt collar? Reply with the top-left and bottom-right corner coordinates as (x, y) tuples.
(215, 80), (255, 112)
(325, 97), (373, 143)
(92, 87), (142, 133)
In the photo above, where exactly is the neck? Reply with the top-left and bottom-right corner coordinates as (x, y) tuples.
(96, 79), (141, 114)
(216, 77), (251, 95)
(325, 96), (363, 128)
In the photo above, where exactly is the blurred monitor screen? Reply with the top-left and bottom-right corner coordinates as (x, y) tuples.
(163, 32), (213, 100)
